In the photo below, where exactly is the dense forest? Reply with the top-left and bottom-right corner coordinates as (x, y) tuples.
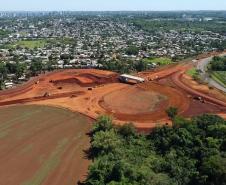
(84, 113), (226, 185)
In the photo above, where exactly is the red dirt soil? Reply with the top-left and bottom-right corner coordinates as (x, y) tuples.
(0, 69), (118, 101)
(100, 85), (166, 114)
(0, 53), (225, 185)
(52, 73), (119, 87)
(0, 53), (225, 128)
(99, 82), (189, 123)
(0, 105), (92, 185)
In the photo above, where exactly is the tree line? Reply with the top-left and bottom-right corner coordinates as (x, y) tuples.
(83, 109), (226, 185)
(209, 56), (226, 71)
(0, 58), (55, 89)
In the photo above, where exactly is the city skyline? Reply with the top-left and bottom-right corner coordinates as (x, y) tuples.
(0, 0), (226, 11)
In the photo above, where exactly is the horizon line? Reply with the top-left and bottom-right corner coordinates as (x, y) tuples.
(0, 10), (226, 12)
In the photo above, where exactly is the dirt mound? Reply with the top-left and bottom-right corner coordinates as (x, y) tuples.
(0, 69), (119, 102)
(52, 73), (119, 87)
(99, 82), (190, 122)
(100, 86), (167, 114)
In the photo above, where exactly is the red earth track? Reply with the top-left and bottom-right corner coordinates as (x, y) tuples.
(0, 53), (225, 128)
(0, 91), (85, 106)
(172, 71), (226, 108)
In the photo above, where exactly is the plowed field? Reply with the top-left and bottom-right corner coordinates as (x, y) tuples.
(0, 105), (92, 185)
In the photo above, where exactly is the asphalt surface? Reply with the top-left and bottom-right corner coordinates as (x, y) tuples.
(196, 56), (226, 93)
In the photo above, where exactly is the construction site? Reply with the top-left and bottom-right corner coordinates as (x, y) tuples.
(0, 53), (226, 130)
(0, 52), (226, 185)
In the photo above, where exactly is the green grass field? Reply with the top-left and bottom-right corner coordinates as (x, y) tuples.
(9, 40), (48, 49)
(211, 71), (226, 88)
(186, 68), (199, 77)
(1, 38), (76, 49)
(0, 105), (92, 185)
(143, 57), (173, 65)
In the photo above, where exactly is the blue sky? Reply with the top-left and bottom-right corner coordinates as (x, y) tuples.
(0, 0), (226, 11)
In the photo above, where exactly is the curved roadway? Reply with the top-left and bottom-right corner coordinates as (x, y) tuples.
(196, 55), (226, 93)
(172, 71), (226, 108)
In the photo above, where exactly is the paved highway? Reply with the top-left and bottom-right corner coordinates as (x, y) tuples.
(196, 56), (226, 93)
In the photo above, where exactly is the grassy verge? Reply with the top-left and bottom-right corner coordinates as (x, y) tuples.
(186, 68), (198, 77)
(211, 71), (226, 88)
